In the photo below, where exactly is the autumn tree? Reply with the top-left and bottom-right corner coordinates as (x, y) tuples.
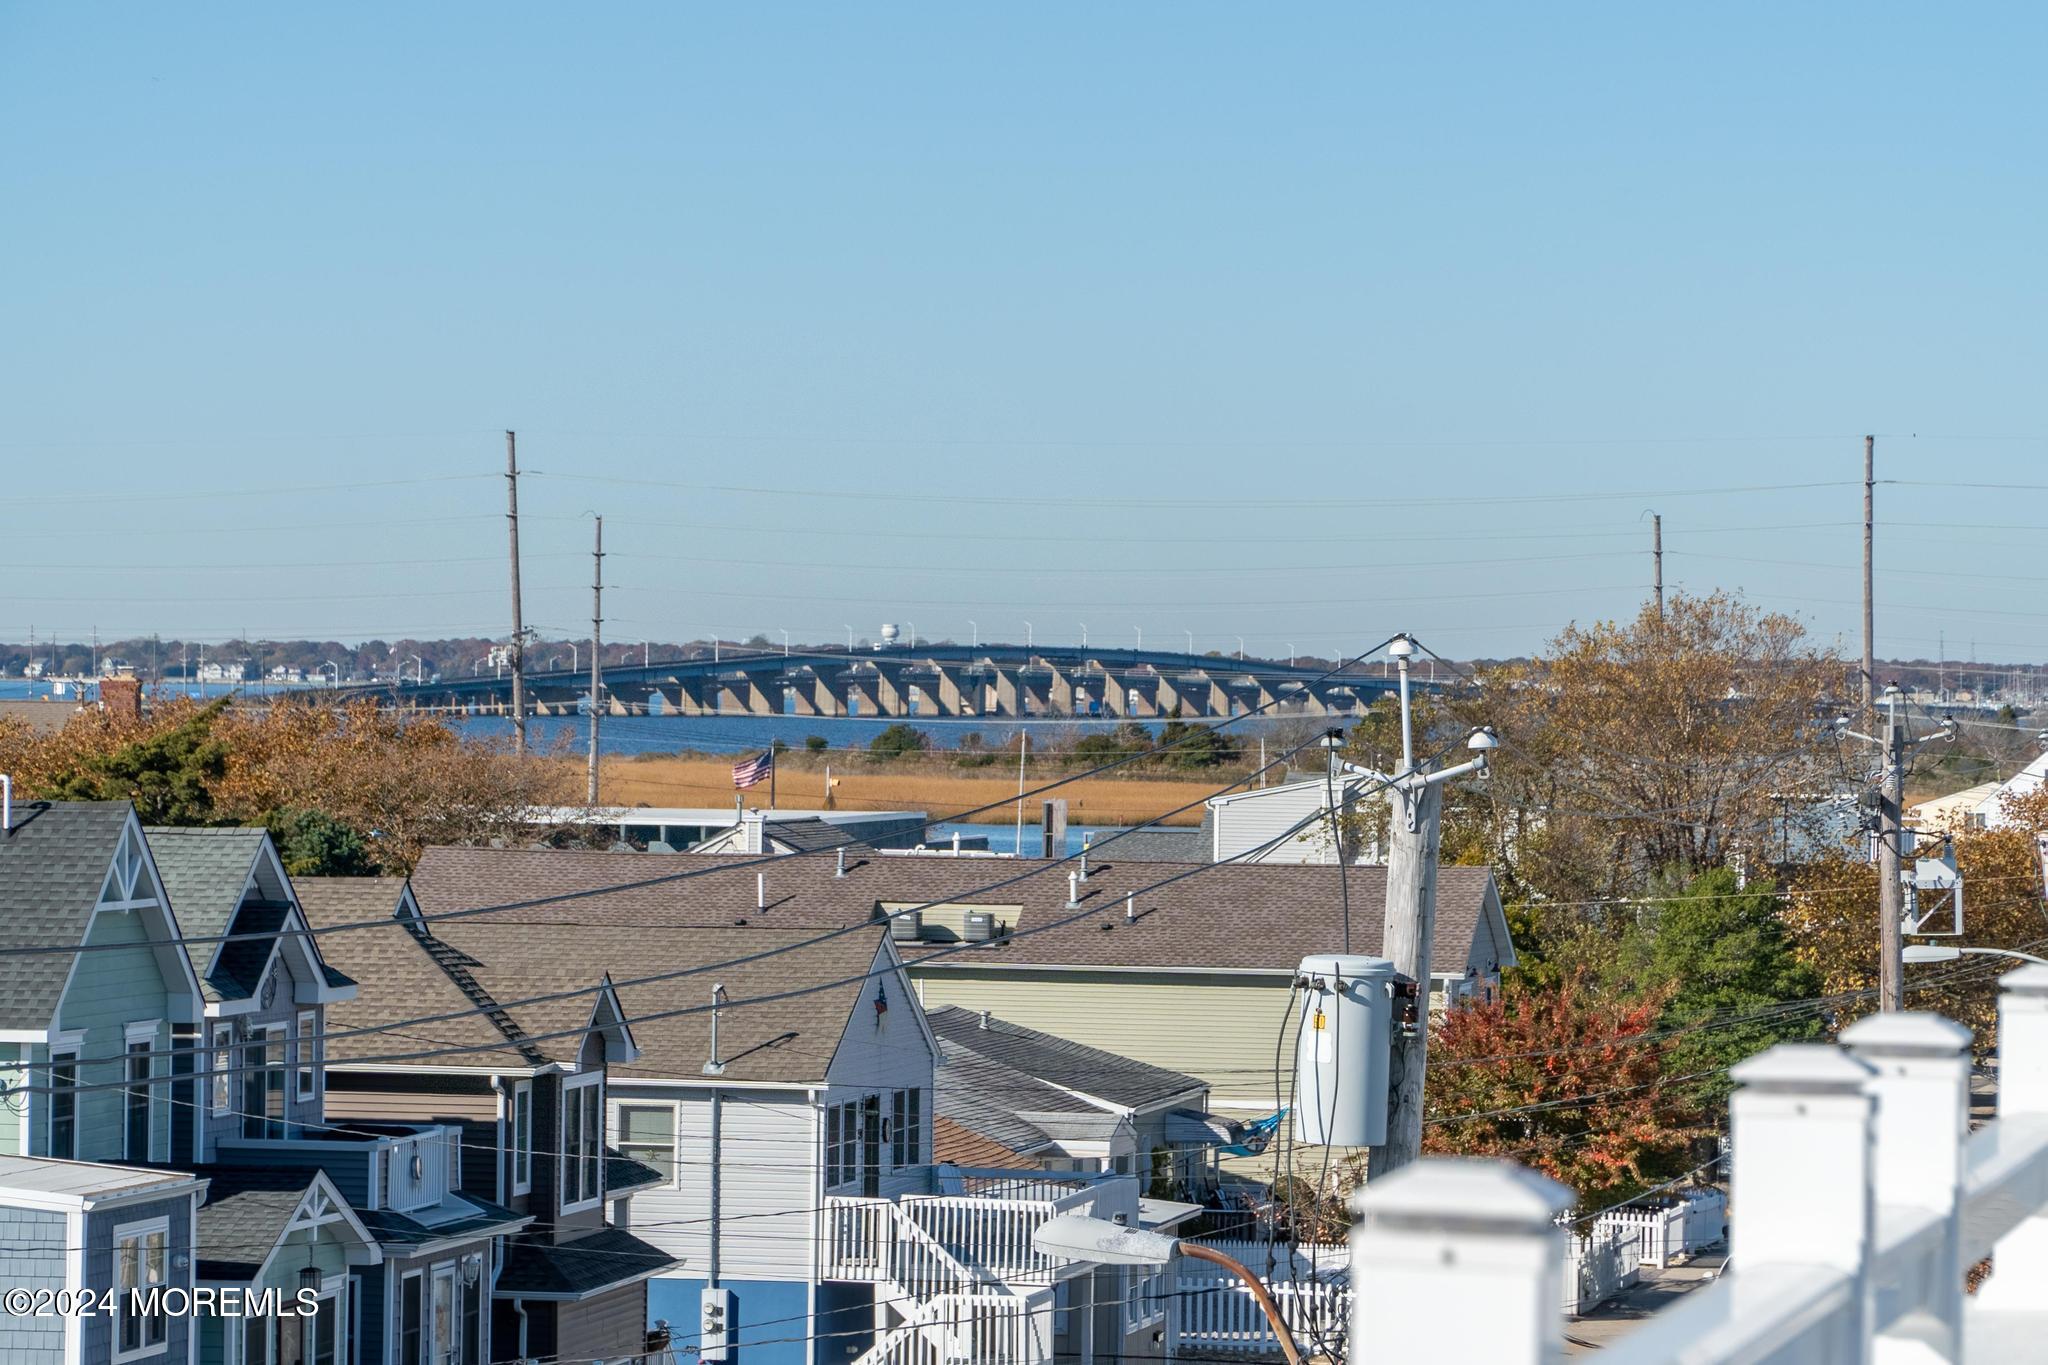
(1784, 783), (2048, 1051)
(1421, 973), (1709, 1205)
(1442, 591), (1839, 908)
(0, 694), (566, 874)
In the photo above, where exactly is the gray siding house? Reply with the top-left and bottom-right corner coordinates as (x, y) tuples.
(0, 1154), (206, 1365)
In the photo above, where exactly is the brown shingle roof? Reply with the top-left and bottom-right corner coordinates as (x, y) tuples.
(393, 845), (1503, 977)
(303, 857), (892, 1086)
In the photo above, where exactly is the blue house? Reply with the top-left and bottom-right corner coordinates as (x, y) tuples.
(0, 1154), (207, 1365)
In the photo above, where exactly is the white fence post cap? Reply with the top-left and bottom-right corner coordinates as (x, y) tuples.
(1839, 1011), (1973, 1056)
(1350, 1157), (1573, 1231)
(2000, 964), (2048, 997)
(1729, 1042), (1872, 1093)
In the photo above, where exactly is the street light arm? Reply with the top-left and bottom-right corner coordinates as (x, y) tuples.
(1178, 1244), (1306, 1365)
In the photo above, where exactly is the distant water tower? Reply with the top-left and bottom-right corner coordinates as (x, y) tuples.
(878, 623), (900, 649)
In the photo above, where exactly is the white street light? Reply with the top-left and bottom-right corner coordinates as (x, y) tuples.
(1184, 629), (1194, 654)
(1079, 622), (1088, 648)
(406, 654), (423, 686)
(1024, 621), (1034, 647)
(321, 660), (340, 688)
(844, 624), (855, 652)
(1235, 636), (1245, 661)
(968, 619), (978, 648)
(1133, 626), (1142, 650)
(1032, 1216), (1304, 1365)
(781, 629), (790, 656)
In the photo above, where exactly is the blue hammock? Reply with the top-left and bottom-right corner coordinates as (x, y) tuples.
(1219, 1108), (1287, 1157)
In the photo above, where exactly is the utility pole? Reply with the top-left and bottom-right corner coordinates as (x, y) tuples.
(588, 516), (604, 806)
(1651, 513), (1664, 620)
(1367, 635), (1496, 1177)
(1876, 698), (1906, 1012)
(1841, 684), (1951, 1013)
(505, 430), (528, 756)
(1862, 435), (1876, 715)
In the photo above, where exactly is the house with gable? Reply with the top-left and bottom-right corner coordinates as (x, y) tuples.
(390, 845), (1175, 1365)
(0, 801), (203, 1169)
(296, 876), (676, 1365)
(145, 831), (532, 1365)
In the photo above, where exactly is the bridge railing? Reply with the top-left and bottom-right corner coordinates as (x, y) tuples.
(1346, 965), (2048, 1364)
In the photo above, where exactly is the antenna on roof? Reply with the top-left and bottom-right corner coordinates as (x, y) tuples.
(704, 983), (729, 1076)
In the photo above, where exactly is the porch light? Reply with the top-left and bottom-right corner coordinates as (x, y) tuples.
(298, 1261), (321, 1297)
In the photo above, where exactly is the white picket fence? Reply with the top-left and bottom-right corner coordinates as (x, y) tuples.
(1345, 966), (2048, 1364)
(1593, 1187), (1727, 1269)
(1177, 1277), (1350, 1358)
(1562, 1223), (1643, 1316)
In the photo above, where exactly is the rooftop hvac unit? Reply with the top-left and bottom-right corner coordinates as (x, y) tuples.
(889, 912), (923, 942)
(962, 911), (997, 943)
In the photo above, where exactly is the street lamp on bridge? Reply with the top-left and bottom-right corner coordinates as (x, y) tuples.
(968, 620), (978, 648)
(1024, 622), (1033, 647)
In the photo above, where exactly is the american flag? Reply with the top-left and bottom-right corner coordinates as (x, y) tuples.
(732, 750), (774, 790)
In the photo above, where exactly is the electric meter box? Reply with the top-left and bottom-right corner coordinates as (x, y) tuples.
(1292, 953), (1396, 1147)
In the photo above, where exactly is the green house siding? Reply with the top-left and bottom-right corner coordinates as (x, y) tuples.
(909, 966), (1299, 1109)
(197, 1226), (354, 1365)
(47, 908), (182, 1162)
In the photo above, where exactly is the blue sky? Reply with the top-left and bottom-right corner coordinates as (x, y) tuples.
(3, 4), (2043, 662)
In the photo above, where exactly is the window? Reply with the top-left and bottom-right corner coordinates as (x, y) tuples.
(113, 1216), (169, 1362)
(460, 1254), (483, 1365)
(48, 1049), (78, 1158)
(560, 1074), (604, 1209)
(309, 1289), (337, 1365)
(430, 1267), (455, 1365)
(398, 1273), (422, 1365)
(827, 1100), (862, 1186)
(244, 1028), (287, 1140)
(211, 1024), (234, 1116)
(826, 1105), (842, 1186)
(125, 1041), (153, 1162)
(296, 1010), (318, 1100)
(614, 1103), (678, 1186)
(243, 1316), (269, 1365)
(891, 1088), (922, 1168)
(510, 1081), (533, 1196)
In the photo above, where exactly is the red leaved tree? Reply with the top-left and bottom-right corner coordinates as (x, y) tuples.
(1422, 973), (1711, 1206)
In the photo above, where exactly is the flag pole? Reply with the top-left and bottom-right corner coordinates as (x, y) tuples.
(769, 750), (777, 810)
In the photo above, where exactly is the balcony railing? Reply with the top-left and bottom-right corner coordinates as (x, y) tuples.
(824, 1169), (1139, 1289)
(1344, 964), (2048, 1365)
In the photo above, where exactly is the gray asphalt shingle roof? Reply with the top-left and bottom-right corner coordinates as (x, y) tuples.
(932, 1040), (1086, 1156)
(496, 1227), (677, 1297)
(0, 802), (134, 1030)
(143, 826), (266, 993)
(928, 1005), (1204, 1111)
(191, 1167), (321, 1282)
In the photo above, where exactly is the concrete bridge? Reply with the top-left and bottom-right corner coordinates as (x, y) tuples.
(339, 645), (1400, 721)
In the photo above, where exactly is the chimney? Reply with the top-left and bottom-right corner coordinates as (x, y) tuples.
(99, 677), (143, 722)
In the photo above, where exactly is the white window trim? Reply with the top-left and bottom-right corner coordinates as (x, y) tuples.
(395, 1268), (425, 1365)
(610, 1098), (681, 1190)
(123, 1019), (161, 1046)
(510, 1080), (533, 1197)
(121, 1035), (162, 1165)
(110, 1214), (171, 1364)
(559, 1072), (604, 1215)
(47, 1043), (81, 1160)
(296, 1010), (318, 1101)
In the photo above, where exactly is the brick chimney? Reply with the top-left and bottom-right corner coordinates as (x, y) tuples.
(99, 677), (143, 721)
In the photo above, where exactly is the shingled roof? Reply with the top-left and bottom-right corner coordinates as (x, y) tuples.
(496, 1227), (677, 1297)
(928, 1005), (1205, 1111)
(0, 802), (142, 1030)
(388, 845), (1509, 980)
(303, 858), (900, 1087)
(144, 826), (267, 992)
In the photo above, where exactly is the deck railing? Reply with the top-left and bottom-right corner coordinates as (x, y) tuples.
(1346, 965), (2048, 1364)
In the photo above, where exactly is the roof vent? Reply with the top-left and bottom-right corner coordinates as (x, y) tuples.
(978, 1009), (992, 1030)
(1, 774), (10, 834)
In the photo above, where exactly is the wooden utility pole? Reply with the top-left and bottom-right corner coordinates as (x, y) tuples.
(1876, 699), (1906, 1011)
(1652, 513), (1664, 620)
(505, 430), (527, 756)
(1370, 772), (1443, 1176)
(1863, 435), (1876, 715)
(588, 516), (604, 806)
